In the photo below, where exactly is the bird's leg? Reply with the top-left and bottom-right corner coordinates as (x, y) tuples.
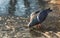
(36, 24), (41, 29)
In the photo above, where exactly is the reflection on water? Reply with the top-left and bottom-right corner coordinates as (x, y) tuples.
(0, 0), (59, 18)
(0, 0), (10, 15)
(0, 0), (41, 17)
(15, 0), (25, 16)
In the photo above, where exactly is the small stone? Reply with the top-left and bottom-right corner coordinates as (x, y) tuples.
(6, 26), (10, 29)
(5, 22), (7, 25)
(0, 17), (2, 20)
(58, 20), (60, 22)
(45, 32), (49, 35)
(7, 19), (10, 21)
(12, 16), (14, 18)
(16, 17), (19, 19)
(57, 32), (60, 35)
(23, 20), (25, 22)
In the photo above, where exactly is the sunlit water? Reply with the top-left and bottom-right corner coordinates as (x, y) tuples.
(0, 0), (40, 16)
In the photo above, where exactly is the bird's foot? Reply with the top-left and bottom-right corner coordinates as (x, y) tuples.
(36, 24), (41, 29)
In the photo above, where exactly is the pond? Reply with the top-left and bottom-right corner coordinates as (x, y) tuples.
(0, 0), (41, 17)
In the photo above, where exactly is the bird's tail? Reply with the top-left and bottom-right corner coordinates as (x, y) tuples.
(46, 8), (52, 13)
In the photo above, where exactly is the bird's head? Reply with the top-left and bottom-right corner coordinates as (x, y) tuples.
(29, 10), (40, 27)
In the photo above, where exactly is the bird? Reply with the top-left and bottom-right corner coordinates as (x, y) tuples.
(28, 8), (52, 28)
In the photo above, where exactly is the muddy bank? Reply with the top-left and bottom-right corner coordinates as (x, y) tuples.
(0, 15), (60, 38)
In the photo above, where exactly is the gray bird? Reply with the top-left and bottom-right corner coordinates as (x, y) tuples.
(28, 8), (52, 28)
